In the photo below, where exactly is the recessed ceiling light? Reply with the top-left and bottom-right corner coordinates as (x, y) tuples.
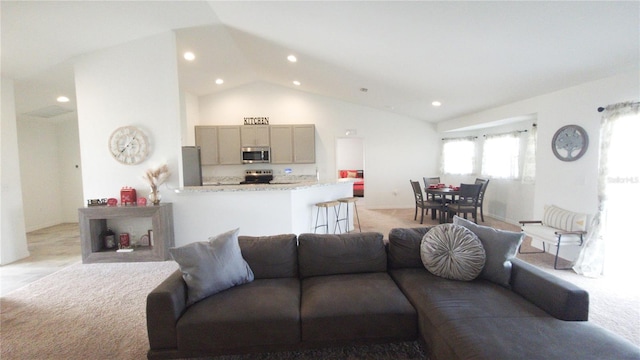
(183, 52), (195, 61)
(287, 55), (297, 63)
(56, 96), (70, 103)
(215, 78), (224, 85)
(293, 80), (301, 86)
(432, 101), (442, 107)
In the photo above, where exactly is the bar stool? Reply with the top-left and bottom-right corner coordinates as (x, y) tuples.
(336, 197), (361, 233)
(314, 200), (341, 234)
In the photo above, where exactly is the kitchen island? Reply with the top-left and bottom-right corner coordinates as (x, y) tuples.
(170, 181), (353, 246)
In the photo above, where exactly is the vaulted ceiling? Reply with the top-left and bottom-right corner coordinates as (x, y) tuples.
(2, 1), (638, 123)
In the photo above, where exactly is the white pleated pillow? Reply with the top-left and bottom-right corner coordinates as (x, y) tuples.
(420, 224), (486, 281)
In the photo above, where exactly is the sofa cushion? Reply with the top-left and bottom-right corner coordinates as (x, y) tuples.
(300, 272), (417, 343)
(435, 317), (640, 360)
(238, 234), (298, 279)
(176, 278), (300, 353)
(169, 228), (254, 306)
(453, 216), (523, 287)
(298, 232), (386, 278)
(388, 227), (433, 269)
(389, 268), (548, 330)
(420, 224), (486, 281)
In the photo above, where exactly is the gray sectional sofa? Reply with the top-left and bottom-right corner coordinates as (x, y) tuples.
(146, 227), (640, 360)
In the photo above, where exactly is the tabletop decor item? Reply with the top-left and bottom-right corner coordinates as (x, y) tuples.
(139, 234), (150, 247)
(143, 164), (170, 205)
(102, 228), (116, 249)
(119, 233), (130, 249)
(551, 124), (589, 161)
(120, 187), (137, 205)
(87, 198), (107, 206)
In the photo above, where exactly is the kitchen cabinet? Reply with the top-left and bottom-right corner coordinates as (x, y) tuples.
(195, 126), (218, 165)
(293, 124), (316, 163)
(195, 124), (313, 165)
(217, 126), (242, 164)
(269, 125), (293, 164)
(241, 125), (270, 147)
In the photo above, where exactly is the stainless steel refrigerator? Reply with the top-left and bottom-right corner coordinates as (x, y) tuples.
(182, 146), (203, 186)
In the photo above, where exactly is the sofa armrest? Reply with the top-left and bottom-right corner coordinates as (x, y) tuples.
(146, 270), (187, 350)
(510, 258), (589, 321)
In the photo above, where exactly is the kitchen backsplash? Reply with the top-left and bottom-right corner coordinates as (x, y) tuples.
(203, 174), (316, 186)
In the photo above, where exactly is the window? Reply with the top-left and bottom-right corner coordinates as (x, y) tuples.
(482, 132), (520, 179)
(603, 112), (640, 276)
(441, 138), (475, 175)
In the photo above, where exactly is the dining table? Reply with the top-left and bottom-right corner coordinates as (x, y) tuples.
(425, 186), (460, 223)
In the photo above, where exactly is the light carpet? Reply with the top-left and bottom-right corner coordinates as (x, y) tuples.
(2, 208), (638, 359)
(1, 261), (179, 360)
(0, 261), (425, 360)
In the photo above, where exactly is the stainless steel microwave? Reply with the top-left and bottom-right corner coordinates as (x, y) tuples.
(242, 147), (270, 164)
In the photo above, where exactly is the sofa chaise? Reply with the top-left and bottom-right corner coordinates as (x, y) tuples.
(146, 221), (640, 359)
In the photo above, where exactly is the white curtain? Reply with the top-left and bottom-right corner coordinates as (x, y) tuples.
(481, 132), (520, 179)
(441, 137), (476, 175)
(574, 101), (640, 277)
(521, 124), (537, 184)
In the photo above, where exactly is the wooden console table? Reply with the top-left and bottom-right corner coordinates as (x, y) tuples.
(78, 203), (174, 263)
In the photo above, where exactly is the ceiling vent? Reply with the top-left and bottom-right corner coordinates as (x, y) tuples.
(23, 105), (74, 118)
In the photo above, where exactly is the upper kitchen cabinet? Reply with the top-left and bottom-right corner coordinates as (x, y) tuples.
(293, 125), (315, 163)
(241, 125), (270, 147)
(218, 126), (242, 164)
(270, 125), (293, 164)
(195, 125), (241, 165)
(195, 126), (218, 165)
(270, 124), (315, 164)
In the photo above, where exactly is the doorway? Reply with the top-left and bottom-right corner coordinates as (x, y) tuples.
(336, 137), (365, 198)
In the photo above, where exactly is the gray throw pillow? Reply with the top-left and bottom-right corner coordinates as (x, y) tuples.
(420, 224), (486, 281)
(169, 228), (254, 306)
(453, 216), (524, 287)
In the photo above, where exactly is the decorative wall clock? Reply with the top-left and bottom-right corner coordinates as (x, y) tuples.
(108, 126), (150, 165)
(551, 125), (588, 162)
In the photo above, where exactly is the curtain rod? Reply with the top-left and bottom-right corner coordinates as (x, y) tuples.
(441, 136), (478, 141)
(441, 124), (535, 141)
(598, 101), (640, 112)
(482, 129), (528, 138)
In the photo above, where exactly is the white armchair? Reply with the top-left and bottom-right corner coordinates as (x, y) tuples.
(519, 205), (588, 270)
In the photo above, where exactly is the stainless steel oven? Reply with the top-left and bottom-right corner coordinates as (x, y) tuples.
(242, 147), (270, 164)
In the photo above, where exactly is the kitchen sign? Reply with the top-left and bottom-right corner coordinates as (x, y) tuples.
(244, 117), (269, 125)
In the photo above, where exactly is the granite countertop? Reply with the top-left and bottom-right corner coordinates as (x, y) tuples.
(177, 180), (347, 193)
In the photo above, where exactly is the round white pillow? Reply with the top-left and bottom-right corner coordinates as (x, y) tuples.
(420, 224), (486, 281)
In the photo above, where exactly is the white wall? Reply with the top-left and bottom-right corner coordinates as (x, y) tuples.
(439, 70), (640, 260)
(336, 137), (364, 171)
(74, 32), (182, 203)
(197, 82), (441, 209)
(17, 118), (63, 231)
(57, 119), (84, 222)
(1, 77), (30, 264)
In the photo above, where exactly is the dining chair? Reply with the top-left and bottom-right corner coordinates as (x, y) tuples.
(410, 180), (444, 224)
(474, 178), (490, 222)
(447, 183), (482, 223)
(423, 176), (447, 206)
